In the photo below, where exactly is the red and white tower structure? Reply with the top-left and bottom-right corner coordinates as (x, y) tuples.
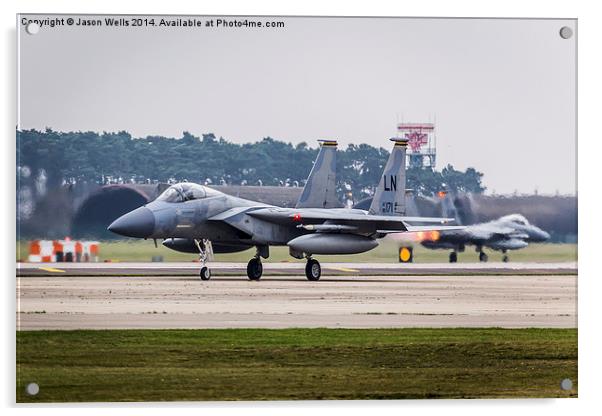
(397, 122), (436, 169)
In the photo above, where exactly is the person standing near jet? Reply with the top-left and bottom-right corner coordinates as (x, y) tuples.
(108, 138), (461, 280)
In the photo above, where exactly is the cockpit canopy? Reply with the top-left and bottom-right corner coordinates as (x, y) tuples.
(502, 214), (530, 226)
(156, 183), (221, 203)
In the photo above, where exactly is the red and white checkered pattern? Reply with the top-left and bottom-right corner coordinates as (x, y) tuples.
(27, 239), (100, 263)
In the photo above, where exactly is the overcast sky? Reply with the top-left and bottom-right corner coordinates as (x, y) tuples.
(18, 15), (576, 195)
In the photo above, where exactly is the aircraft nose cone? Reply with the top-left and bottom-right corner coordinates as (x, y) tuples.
(538, 229), (551, 242)
(531, 228), (550, 242)
(108, 207), (155, 238)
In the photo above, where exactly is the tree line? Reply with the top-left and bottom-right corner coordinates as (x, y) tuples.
(16, 129), (485, 200)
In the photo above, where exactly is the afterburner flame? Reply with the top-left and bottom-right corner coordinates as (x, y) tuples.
(412, 230), (440, 242)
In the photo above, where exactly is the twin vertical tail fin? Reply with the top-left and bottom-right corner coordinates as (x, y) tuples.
(295, 140), (338, 209)
(369, 138), (408, 216)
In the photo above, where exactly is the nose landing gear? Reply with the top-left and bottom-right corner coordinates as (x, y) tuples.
(194, 239), (213, 280)
(200, 266), (211, 280)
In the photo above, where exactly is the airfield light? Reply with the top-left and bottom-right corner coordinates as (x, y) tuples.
(399, 246), (413, 262)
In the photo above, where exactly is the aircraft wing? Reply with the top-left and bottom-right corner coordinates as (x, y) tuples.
(468, 226), (516, 241)
(402, 225), (466, 233)
(249, 207), (453, 222)
(244, 207), (456, 233)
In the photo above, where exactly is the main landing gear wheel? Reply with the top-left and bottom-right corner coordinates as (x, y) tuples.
(479, 252), (488, 262)
(247, 258), (263, 281)
(305, 258), (321, 281)
(502, 254), (509, 263)
(200, 266), (211, 280)
(449, 252), (458, 263)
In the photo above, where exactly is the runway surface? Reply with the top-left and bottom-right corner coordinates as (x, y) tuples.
(17, 261), (577, 276)
(16, 262), (577, 330)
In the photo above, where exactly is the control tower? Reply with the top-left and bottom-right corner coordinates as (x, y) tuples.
(397, 122), (436, 169)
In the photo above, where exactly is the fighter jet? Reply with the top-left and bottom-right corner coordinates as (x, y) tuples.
(108, 137), (462, 280)
(420, 213), (550, 262)
(160, 139), (340, 256)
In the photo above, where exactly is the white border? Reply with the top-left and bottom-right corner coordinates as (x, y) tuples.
(3, 0), (599, 415)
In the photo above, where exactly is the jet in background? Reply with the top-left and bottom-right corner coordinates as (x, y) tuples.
(108, 138), (462, 280)
(420, 213), (550, 262)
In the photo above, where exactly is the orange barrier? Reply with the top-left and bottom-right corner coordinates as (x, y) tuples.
(27, 240), (55, 262)
(81, 241), (100, 262)
(28, 238), (100, 263)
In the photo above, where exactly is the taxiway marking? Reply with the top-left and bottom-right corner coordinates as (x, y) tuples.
(37, 267), (65, 273)
(326, 266), (359, 273)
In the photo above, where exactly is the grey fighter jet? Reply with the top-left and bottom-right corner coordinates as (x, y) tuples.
(108, 138), (462, 280)
(420, 214), (550, 262)
(160, 139), (340, 256)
